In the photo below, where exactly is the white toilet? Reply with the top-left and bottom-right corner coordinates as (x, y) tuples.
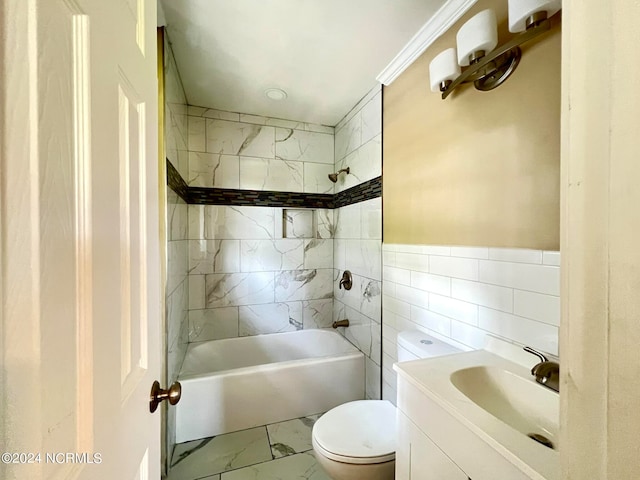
(312, 331), (461, 480)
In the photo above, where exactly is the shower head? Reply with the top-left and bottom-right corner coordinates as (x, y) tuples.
(328, 167), (350, 183)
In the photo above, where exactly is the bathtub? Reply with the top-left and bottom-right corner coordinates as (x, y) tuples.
(175, 329), (364, 443)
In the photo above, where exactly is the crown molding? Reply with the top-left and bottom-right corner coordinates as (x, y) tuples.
(376, 0), (478, 86)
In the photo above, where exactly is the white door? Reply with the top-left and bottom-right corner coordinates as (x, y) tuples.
(1, 0), (161, 479)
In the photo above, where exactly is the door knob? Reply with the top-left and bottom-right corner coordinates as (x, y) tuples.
(149, 380), (181, 413)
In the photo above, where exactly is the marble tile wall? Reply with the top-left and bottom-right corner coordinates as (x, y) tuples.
(187, 205), (335, 340)
(164, 35), (188, 180)
(164, 32), (190, 468)
(381, 244), (561, 404)
(333, 86), (382, 193)
(186, 108), (335, 194)
(166, 189), (189, 464)
(332, 85), (383, 400)
(185, 108), (338, 342)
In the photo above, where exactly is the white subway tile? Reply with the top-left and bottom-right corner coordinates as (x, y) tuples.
(410, 271), (451, 296)
(429, 255), (479, 281)
(543, 251), (561, 266)
(429, 294), (479, 325)
(382, 280), (397, 298)
(383, 266), (410, 286)
(382, 309), (401, 330)
(423, 246), (451, 255)
(382, 243), (398, 252)
(479, 260), (560, 295)
(382, 250), (396, 266)
(395, 252), (429, 272)
(382, 352), (398, 390)
(410, 306), (451, 337)
(394, 244), (425, 254)
(513, 290), (560, 326)
(450, 320), (487, 350)
(382, 381), (397, 406)
(449, 246), (489, 259)
(478, 307), (559, 355)
(452, 279), (513, 312)
(396, 284), (429, 309)
(382, 332), (398, 359)
(488, 247), (543, 264)
(383, 295), (411, 319)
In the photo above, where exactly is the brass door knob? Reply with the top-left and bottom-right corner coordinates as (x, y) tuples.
(149, 380), (181, 413)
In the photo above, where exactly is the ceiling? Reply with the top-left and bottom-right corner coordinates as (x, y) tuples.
(160, 0), (448, 126)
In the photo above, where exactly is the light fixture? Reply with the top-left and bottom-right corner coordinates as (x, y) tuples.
(265, 88), (287, 101)
(429, 0), (561, 99)
(429, 48), (461, 93)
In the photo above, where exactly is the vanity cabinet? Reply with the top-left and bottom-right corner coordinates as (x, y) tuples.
(396, 409), (468, 480)
(395, 371), (533, 480)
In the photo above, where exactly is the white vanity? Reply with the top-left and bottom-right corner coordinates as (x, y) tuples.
(394, 349), (559, 480)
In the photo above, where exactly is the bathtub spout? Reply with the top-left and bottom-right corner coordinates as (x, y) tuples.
(332, 319), (349, 329)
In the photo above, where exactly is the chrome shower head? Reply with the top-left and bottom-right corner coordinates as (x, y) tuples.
(328, 167), (350, 183)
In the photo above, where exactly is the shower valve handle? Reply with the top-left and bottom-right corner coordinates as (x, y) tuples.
(339, 270), (353, 290)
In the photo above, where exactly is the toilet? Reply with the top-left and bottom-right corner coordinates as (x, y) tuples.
(312, 331), (461, 480)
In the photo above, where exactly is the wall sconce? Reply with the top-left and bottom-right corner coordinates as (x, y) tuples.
(429, 0), (561, 99)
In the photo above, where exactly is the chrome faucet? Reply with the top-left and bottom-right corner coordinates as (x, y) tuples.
(523, 346), (560, 393)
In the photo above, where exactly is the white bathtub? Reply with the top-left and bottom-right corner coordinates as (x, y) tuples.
(175, 329), (364, 443)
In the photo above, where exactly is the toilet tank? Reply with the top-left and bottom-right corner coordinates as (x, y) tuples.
(397, 330), (461, 362)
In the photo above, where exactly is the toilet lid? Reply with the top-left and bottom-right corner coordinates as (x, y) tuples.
(312, 400), (396, 464)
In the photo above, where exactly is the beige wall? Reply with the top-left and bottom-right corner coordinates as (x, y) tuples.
(383, 0), (561, 249)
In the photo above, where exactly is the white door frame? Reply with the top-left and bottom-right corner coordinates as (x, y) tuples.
(560, 0), (640, 477)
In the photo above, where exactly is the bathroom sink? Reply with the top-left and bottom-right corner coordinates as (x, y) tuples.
(451, 366), (559, 449)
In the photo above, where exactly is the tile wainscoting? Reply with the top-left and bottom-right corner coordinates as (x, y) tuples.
(382, 244), (560, 405)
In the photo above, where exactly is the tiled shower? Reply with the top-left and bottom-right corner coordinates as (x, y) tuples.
(163, 31), (383, 463)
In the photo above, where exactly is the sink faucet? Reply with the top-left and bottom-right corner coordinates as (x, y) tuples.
(523, 346), (560, 393)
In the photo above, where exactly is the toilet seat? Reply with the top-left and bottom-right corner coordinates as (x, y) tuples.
(312, 400), (396, 465)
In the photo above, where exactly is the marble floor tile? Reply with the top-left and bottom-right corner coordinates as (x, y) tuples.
(167, 427), (272, 480)
(266, 414), (321, 458)
(220, 452), (330, 480)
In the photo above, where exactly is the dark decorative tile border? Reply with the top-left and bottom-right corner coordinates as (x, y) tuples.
(334, 177), (382, 209)
(166, 158), (381, 209)
(189, 187), (334, 208)
(166, 159), (190, 203)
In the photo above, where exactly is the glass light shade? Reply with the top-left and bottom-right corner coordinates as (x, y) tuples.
(429, 48), (461, 92)
(508, 0), (561, 32)
(456, 9), (498, 67)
